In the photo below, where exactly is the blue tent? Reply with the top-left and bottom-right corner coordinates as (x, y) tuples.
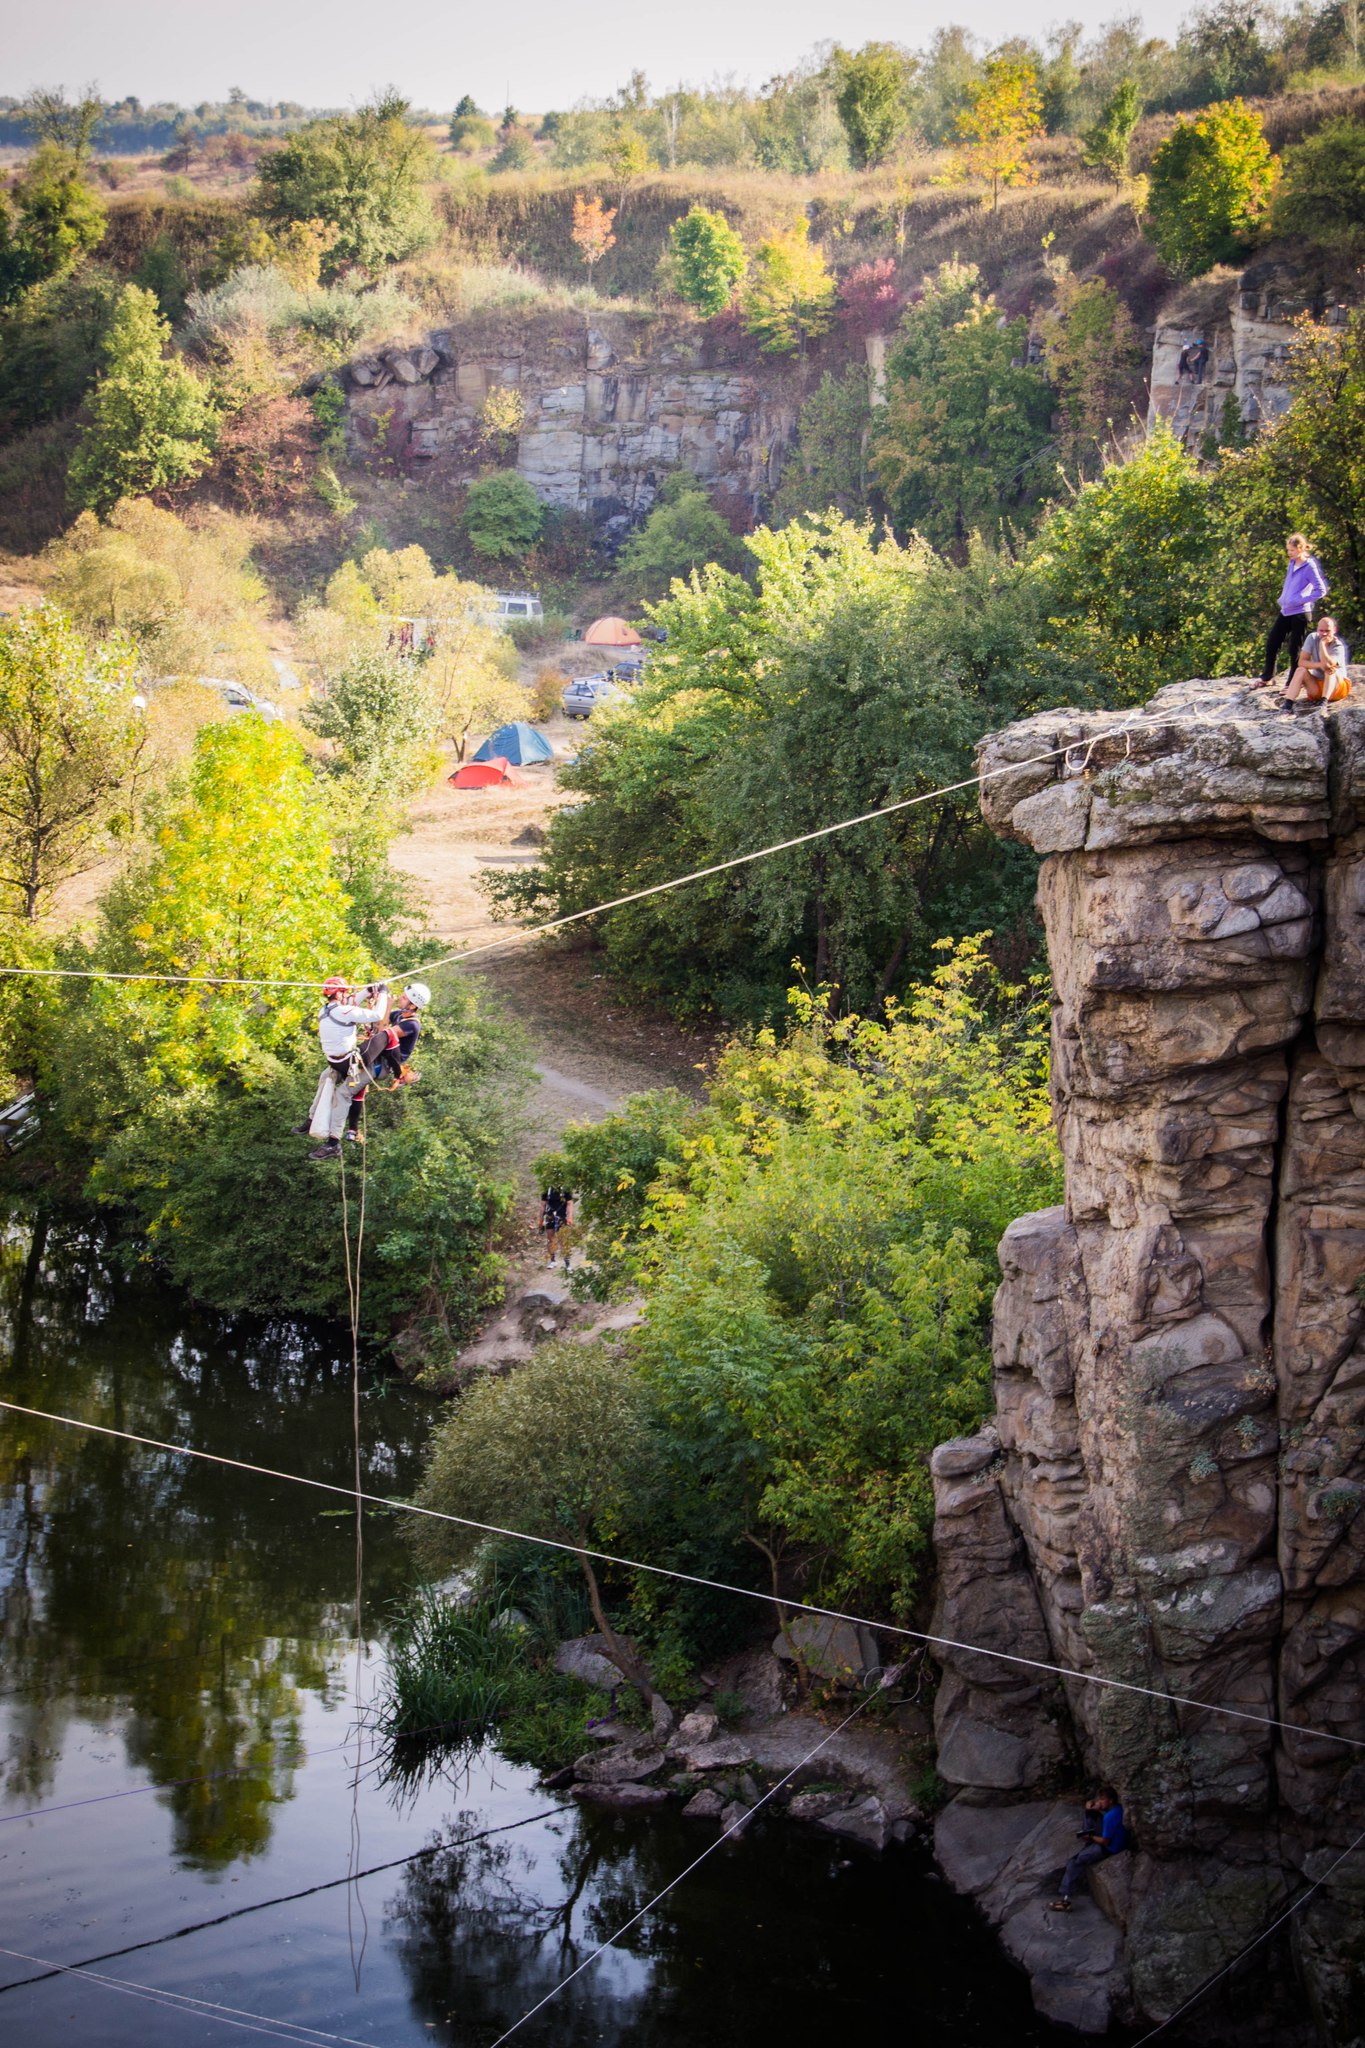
(473, 721), (555, 766)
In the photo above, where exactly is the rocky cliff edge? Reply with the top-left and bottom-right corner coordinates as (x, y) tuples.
(931, 678), (1365, 2041)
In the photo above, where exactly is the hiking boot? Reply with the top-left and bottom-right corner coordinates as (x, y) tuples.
(309, 1141), (341, 1161)
(344, 1126), (365, 1144)
(290, 1122), (311, 1136)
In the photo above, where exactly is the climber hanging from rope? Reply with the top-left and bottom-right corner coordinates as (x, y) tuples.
(295, 974), (390, 1162)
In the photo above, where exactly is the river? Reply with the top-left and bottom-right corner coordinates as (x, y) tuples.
(0, 1207), (1080, 2046)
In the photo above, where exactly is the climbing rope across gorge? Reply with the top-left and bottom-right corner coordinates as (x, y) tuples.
(0, 715), (1160, 995)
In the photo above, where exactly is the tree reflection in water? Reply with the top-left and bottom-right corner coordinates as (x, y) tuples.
(0, 1203), (433, 1870)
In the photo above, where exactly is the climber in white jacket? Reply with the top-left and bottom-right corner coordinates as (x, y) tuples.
(296, 974), (390, 1160)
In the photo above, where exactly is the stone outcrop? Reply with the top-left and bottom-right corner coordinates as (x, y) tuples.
(339, 311), (813, 535)
(932, 679), (1365, 2040)
(1147, 265), (1354, 452)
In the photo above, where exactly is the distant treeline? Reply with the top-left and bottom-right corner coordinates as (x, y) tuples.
(0, 96), (330, 154)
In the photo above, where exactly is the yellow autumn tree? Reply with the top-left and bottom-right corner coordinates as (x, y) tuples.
(955, 56), (1044, 211)
(570, 192), (617, 277)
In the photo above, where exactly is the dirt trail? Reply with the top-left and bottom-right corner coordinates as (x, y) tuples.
(391, 711), (713, 1162)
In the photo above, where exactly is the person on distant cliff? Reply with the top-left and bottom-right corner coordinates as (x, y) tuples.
(1050, 1792), (1127, 1912)
(1260, 534), (1329, 684)
(1280, 616), (1351, 711)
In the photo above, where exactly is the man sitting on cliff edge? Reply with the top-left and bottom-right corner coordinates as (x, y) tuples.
(1050, 1791), (1127, 1912)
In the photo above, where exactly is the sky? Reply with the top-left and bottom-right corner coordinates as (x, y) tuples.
(6, 0), (1191, 114)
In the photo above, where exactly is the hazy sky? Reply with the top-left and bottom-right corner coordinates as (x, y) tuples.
(7, 0), (1189, 113)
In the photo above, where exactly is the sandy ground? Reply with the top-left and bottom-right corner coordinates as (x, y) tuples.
(390, 706), (714, 1160)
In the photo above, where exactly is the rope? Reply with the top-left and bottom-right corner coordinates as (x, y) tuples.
(0, 718), (1151, 994)
(337, 1093), (370, 1988)
(1130, 1821), (1365, 2043)
(0, 1942), (380, 2047)
(0, 1806), (563, 2001)
(2, 1398), (1361, 1760)
(487, 1679), (887, 2046)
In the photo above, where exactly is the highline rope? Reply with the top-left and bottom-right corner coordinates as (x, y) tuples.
(2, 1396), (1361, 1761)
(0, 715), (1152, 994)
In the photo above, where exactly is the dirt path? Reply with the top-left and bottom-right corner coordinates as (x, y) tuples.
(390, 711), (715, 1165)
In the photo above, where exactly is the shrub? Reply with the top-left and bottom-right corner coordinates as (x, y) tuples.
(450, 114), (497, 154)
(616, 472), (744, 598)
(208, 392), (317, 512)
(461, 470), (545, 560)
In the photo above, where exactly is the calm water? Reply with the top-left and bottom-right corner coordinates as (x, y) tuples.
(0, 1208), (1079, 2046)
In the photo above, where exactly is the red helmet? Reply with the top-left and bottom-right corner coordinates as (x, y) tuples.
(322, 974), (351, 999)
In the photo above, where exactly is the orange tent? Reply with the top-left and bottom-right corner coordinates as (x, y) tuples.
(450, 757), (517, 788)
(583, 615), (644, 647)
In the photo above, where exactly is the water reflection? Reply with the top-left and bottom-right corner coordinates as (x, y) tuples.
(0, 1205), (433, 1869)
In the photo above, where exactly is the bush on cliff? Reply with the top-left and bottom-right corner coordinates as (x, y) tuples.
(530, 939), (1061, 1623)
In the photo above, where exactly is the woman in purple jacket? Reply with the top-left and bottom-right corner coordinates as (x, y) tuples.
(1260, 534), (1329, 683)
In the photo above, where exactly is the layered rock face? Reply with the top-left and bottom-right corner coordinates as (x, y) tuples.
(340, 312), (808, 534)
(932, 680), (1365, 2039)
(1146, 269), (1353, 453)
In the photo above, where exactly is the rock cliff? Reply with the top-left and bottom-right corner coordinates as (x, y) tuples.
(931, 679), (1365, 2041)
(339, 311), (818, 535)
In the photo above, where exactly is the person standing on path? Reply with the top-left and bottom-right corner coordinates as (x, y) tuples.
(1261, 534), (1329, 684)
(539, 1185), (574, 1269)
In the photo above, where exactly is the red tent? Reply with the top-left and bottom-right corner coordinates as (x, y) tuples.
(583, 615), (644, 647)
(450, 757), (516, 788)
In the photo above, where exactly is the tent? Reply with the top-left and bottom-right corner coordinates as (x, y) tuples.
(473, 720), (555, 766)
(583, 615), (644, 648)
(450, 757), (516, 788)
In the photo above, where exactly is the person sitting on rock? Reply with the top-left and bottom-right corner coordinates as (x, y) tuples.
(1050, 1791), (1126, 1912)
(1280, 616), (1350, 711)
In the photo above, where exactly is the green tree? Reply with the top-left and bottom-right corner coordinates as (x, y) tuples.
(0, 605), (144, 921)
(1041, 268), (1144, 474)
(954, 55), (1044, 210)
(740, 218), (835, 356)
(461, 470), (545, 560)
(256, 93), (437, 277)
(557, 945), (1060, 1618)
(0, 263), (121, 437)
(302, 645), (441, 799)
(413, 1343), (660, 1699)
(1081, 79), (1142, 186)
(1031, 424), (1230, 701)
(73, 717), (357, 1107)
(602, 128), (653, 205)
(873, 260), (1055, 547)
(666, 204), (746, 315)
(68, 286), (217, 514)
(616, 473), (743, 598)
(773, 367), (875, 523)
(1272, 119), (1365, 260)
(489, 129), (536, 174)
(0, 143), (107, 306)
(1146, 98), (1278, 278)
(486, 517), (1078, 1018)
(1217, 307), (1365, 624)
(449, 112), (497, 154)
(832, 42), (915, 168)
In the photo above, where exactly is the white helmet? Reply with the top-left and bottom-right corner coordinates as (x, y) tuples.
(403, 982), (431, 1011)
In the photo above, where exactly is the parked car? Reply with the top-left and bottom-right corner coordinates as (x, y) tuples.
(562, 674), (623, 720)
(206, 679), (282, 720)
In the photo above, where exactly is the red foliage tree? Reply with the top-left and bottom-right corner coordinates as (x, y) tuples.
(837, 259), (904, 341)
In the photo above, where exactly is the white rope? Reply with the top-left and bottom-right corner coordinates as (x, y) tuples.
(399, 713), (1153, 980)
(0, 718), (1149, 994)
(1130, 1821), (1365, 2043)
(3, 1397), (1360, 1758)
(0, 1942), (382, 2048)
(487, 1681), (886, 2045)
